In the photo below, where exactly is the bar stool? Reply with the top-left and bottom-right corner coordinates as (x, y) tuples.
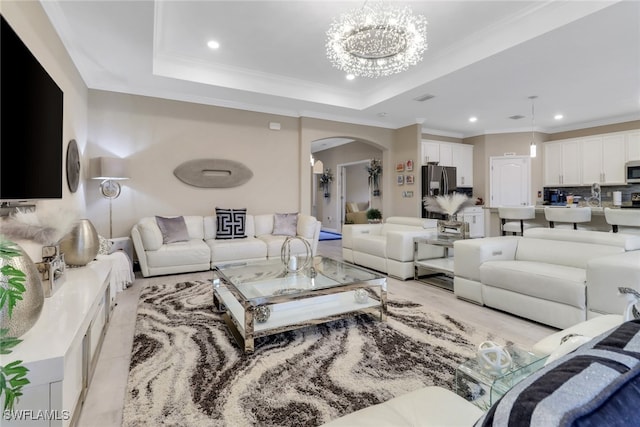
(544, 207), (591, 230)
(498, 206), (538, 236)
(604, 207), (640, 233)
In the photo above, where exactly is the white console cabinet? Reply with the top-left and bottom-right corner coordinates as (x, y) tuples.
(1, 260), (112, 427)
(460, 206), (485, 238)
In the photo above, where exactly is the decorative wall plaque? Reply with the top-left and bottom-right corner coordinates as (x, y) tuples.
(66, 139), (80, 193)
(173, 159), (253, 188)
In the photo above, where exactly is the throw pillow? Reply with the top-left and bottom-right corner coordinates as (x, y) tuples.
(155, 215), (190, 244)
(97, 235), (112, 255)
(273, 212), (298, 236)
(216, 208), (247, 239)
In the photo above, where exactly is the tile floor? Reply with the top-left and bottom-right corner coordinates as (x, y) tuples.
(77, 239), (556, 426)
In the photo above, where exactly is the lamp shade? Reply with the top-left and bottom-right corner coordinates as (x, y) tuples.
(90, 157), (129, 180)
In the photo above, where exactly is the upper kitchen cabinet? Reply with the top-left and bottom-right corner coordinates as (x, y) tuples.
(582, 134), (626, 185)
(452, 143), (474, 187)
(628, 131), (640, 161)
(544, 140), (581, 186)
(422, 140), (473, 188)
(422, 141), (441, 164)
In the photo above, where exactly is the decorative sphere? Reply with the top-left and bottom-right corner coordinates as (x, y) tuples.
(254, 306), (271, 323)
(476, 341), (512, 375)
(354, 288), (369, 304)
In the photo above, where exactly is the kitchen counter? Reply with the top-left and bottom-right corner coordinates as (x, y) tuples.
(482, 205), (628, 236)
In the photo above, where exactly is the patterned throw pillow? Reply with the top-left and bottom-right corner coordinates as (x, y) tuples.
(273, 213), (298, 236)
(216, 208), (247, 239)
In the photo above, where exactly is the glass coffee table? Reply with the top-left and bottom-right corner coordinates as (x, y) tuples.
(213, 256), (387, 353)
(455, 344), (548, 409)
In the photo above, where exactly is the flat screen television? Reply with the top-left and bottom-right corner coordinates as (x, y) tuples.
(1, 15), (64, 202)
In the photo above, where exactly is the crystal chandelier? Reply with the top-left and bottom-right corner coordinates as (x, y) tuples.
(326, 1), (428, 78)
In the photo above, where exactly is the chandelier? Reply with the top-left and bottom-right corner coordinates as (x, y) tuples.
(326, 1), (428, 78)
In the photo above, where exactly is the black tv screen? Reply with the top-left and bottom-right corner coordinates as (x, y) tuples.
(1, 15), (64, 201)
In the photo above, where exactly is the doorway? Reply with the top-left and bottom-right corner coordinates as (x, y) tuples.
(337, 160), (371, 233)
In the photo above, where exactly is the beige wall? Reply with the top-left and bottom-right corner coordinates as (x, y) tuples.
(394, 125), (423, 217)
(2, 1), (89, 258)
(314, 141), (383, 232)
(468, 132), (548, 206)
(300, 117), (394, 220)
(87, 90), (301, 238)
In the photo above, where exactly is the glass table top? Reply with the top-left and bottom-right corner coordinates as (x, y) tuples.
(214, 256), (386, 302)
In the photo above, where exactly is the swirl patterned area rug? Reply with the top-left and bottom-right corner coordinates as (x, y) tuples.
(123, 280), (491, 427)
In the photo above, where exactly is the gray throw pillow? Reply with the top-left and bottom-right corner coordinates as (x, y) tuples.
(273, 213), (298, 236)
(155, 215), (189, 244)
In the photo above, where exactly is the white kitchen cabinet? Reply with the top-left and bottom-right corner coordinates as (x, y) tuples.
(627, 131), (640, 161)
(582, 135), (626, 185)
(423, 140), (473, 188)
(422, 141), (441, 164)
(452, 143), (473, 187)
(460, 206), (485, 238)
(543, 140), (581, 186)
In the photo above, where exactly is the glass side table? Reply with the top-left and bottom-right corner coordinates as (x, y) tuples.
(455, 345), (548, 409)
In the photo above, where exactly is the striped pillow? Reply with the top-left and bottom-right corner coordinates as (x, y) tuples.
(215, 208), (247, 240)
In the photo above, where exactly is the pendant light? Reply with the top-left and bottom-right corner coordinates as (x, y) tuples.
(529, 95), (538, 158)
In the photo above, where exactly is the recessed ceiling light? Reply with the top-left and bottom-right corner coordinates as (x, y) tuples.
(554, 114), (564, 120)
(207, 40), (220, 49)
(469, 117), (478, 123)
(346, 74), (355, 81)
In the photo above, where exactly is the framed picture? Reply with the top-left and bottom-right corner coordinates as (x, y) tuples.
(397, 174), (404, 185)
(402, 191), (414, 198)
(405, 175), (414, 184)
(406, 160), (413, 171)
(396, 162), (405, 172)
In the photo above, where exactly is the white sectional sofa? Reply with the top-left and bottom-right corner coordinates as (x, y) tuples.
(341, 216), (440, 280)
(453, 228), (640, 329)
(131, 214), (321, 277)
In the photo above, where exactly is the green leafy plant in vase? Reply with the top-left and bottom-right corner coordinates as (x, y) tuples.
(0, 239), (31, 412)
(366, 208), (382, 223)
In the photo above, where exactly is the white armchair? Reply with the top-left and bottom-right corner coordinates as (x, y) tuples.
(342, 217), (439, 279)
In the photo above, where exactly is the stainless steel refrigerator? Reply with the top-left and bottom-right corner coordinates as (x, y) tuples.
(421, 164), (457, 218)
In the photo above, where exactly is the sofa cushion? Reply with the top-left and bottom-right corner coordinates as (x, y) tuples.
(515, 238), (624, 269)
(353, 235), (387, 258)
(215, 208), (247, 239)
(183, 215), (205, 240)
(137, 217), (164, 251)
(254, 214), (275, 236)
(297, 215), (317, 239)
(204, 215), (255, 240)
(273, 212), (298, 236)
(481, 260), (587, 308)
(524, 227), (640, 251)
(257, 234), (312, 258)
(322, 386), (483, 427)
(145, 239), (210, 268)
(208, 237), (267, 263)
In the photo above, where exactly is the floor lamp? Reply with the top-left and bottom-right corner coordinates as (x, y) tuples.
(91, 157), (129, 238)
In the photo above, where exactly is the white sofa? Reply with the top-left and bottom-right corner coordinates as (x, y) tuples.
(131, 214), (321, 277)
(341, 217), (440, 280)
(453, 228), (640, 329)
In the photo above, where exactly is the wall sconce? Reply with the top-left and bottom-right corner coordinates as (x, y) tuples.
(90, 157), (129, 238)
(313, 160), (324, 174)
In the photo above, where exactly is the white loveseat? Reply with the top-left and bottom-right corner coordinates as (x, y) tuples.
(453, 228), (640, 329)
(131, 214), (321, 277)
(342, 217), (440, 280)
